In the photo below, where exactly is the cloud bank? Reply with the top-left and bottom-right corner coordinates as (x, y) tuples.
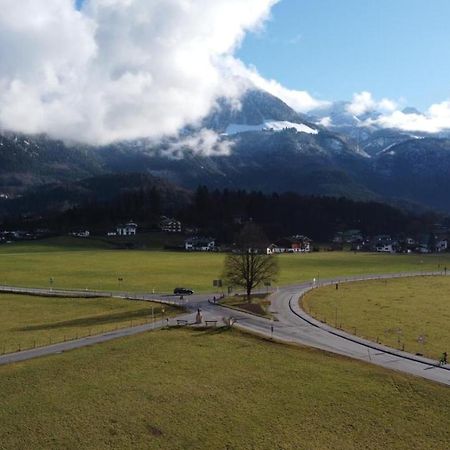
(1, 1), (448, 145)
(346, 91), (397, 116)
(164, 129), (233, 159)
(0, 0), (281, 145)
(370, 101), (450, 134)
(226, 58), (328, 113)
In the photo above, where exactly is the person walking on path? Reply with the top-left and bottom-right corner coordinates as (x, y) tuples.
(439, 352), (447, 366)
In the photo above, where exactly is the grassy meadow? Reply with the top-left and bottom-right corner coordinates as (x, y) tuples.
(0, 237), (449, 293)
(0, 328), (449, 450)
(0, 293), (179, 354)
(302, 276), (450, 359)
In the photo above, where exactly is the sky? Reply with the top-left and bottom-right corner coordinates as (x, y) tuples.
(237, 0), (450, 110)
(0, 0), (449, 145)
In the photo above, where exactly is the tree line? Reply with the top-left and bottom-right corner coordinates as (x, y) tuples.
(181, 187), (438, 242)
(2, 185), (441, 242)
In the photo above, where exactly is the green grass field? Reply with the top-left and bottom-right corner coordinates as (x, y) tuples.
(1, 238), (449, 293)
(0, 293), (178, 354)
(302, 276), (450, 359)
(1, 234), (184, 252)
(0, 328), (449, 450)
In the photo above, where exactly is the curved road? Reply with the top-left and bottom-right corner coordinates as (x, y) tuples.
(0, 272), (449, 386)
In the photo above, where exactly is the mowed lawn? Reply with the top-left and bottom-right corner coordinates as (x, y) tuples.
(0, 293), (178, 354)
(302, 276), (450, 359)
(1, 238), (449, 293)
(0, 328), (449, 450)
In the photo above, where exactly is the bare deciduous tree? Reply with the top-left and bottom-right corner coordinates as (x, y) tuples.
(223, 224), (279, 301)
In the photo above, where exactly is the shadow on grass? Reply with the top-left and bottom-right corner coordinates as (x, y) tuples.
(190, 326), (232, 337)
(14, 307), (166, 331)
(162, 325), (232, 337)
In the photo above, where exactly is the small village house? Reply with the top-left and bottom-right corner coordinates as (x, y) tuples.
(160, 217), (182, 233)
(71, 230), (90, 238)
(267, 235), (312, 255)
(333, 229), (363, 244)
(436, 238), (448, 253)
(376, 242), (394, 253)
(116, 222), (138, 236)
(185, 237), (216, 252)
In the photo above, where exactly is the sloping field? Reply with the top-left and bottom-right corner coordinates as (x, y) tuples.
(0, 328), (449, 449)
(0, 293), (177, 353)
(1, 239), (449, 293)
(303, 275), (450, 359)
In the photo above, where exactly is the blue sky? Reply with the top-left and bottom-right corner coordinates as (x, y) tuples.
(237, 0), (450, 109)
(73, 0), (449, 109)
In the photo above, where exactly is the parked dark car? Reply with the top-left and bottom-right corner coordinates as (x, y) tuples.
(173, 287), (194, 295)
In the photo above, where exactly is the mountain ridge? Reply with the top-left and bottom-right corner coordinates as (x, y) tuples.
(1, 88), (450, 214)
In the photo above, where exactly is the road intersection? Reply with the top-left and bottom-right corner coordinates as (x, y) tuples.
(0, 272), (449, 386)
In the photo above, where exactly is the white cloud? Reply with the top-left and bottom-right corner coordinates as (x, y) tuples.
(0, 0), (280, 145)
(4, 1), (447, 144)
(318, 117), (332, 127)
(378, 98), (397, 113)
(346, 91), (397, 116)
(164, 129), (233, 158)
(250, 72), (328, 113)
(346, 91), (450, 133)
(225, 58), (328, 113)
(371, 101), (450, 133)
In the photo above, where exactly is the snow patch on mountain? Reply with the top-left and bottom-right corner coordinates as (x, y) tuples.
(224, 121), (318, 136)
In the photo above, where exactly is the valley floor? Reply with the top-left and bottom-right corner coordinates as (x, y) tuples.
(302, 276), (450, 359)
(0, 293), (177, 354)
(1, 328), (449, 450)
(1, 238), (449, 293)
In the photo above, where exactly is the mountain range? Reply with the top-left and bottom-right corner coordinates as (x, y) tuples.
(1, 88), (450, 216)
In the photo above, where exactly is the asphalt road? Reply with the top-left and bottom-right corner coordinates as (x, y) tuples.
(0, 313), (194, 366)
(0, 272), (449, 386)
(202, 271), (450, 386)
